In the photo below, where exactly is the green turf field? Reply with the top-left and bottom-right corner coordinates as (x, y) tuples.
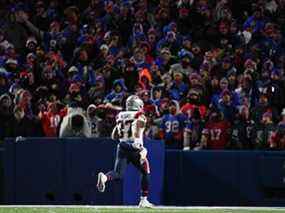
(1, 207), (285, 213)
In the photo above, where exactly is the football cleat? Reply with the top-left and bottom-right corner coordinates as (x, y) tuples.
(97, 172), (107, 192)
(138, 197), (154, 208)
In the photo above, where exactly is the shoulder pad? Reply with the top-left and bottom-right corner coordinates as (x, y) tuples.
(135, 111), (144, 119)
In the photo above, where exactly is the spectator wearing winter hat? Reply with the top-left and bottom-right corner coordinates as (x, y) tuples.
(181, 35), (192, 52)
(188, 72), (205, 97)
(180, 89), (207, 119)
(169, 48), (194, 76)
(139, 68), (153, 91)
(139, 90), (156, 111)
(72, 48), (96, 88)
(219, 56), (237, 78)
(154, 6), (171, 30)
(150, 61), (163, 86)
(157, 31), (180, 54)
(251, 111), (275, 150)
(104, 78), (127, 107)
(211, 77), (229, 108)
(89, 74), (106, 105)
(32, 1), (49, 31)
(169, 69), (188, 101)
(130, 47), (149, 69)
(183, 107), (205, 150)
(217, 89), (237, 123)
(86, 104), (103, 138)
(6, 105), (44, 138)
(2, 7), (29, 52)
(191, 42), (204, 70)
(251, 91), (279, 124)
(21, 11), (63, 53)
(155, 47), (177, 74)
(200, 108), (231, 150)
(158, 100), (187, 149)
(106, 31), (121, 57)
(25, 37), (38, 54)
(100, 54), (123, 92)
(227, 68), (238, 90)
(83, 0), (105, 22)
(147, 28), (158, 55)
(140, 41), (154, 65)
(177, 0), (193, 34)
(38, 61), (64, 101)
(64, 83), (86, 108)
(14, 89), (34, 117)
(5, 58), (19, 74)
(214, 0), (232, 22)
(120, 59), (138, 93)
(151, 86), (164, 108)
(39, 101), (65, 137)
(144, 104), (160, 140)
(230, 105), (255, 149)
(235, 73), (258, 108)
(24, 53), (37, 73)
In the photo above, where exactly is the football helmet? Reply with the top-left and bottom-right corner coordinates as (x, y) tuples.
(126, 95), (144, 111)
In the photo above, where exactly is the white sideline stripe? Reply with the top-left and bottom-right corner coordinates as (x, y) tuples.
(0, 206), (285, 210)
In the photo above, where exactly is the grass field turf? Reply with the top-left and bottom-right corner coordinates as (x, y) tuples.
(1, 206), (285, 213)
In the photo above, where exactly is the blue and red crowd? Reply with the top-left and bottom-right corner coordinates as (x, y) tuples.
(0, 0), (285, 150)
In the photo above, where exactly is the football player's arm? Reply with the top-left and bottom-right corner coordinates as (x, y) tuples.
(132, 118), (146, 149)
(132, 117), (148, 161)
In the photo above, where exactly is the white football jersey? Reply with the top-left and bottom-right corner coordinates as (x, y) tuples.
(116, 111), (146, 145)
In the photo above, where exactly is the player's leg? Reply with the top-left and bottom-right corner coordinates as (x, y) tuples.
(97, 143), (127, 192)
(129, 151), (153, 208)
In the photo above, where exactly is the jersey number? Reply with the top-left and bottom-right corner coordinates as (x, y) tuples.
(119, 120), (133, 139)
(210, 129), (222, 141)
(165, 121), (179, 133)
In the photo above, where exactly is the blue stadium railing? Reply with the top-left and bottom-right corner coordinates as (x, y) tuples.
(2, 138), (285, 206)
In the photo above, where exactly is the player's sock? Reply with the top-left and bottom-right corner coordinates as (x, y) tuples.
(141, 173), (150, 197)
(106, 171), (118, 181)
(106, 174), (113, 181)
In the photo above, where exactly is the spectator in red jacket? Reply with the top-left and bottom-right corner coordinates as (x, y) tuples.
(200, 109), (231, 150)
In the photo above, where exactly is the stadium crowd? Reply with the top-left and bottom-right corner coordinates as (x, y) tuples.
(0, 0), (285, 150)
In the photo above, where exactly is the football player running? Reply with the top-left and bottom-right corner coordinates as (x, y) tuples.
(97, 95), (153, 208)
